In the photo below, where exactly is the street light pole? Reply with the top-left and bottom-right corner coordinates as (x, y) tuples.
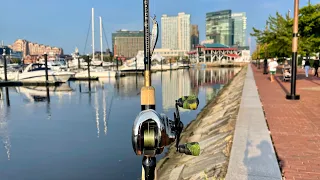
(286, 0), (300, 100)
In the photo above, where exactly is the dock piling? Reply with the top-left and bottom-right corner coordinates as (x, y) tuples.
(44, 53), (49, 85)
(3, 50), (7, 81)
(87, 55), (91, 92)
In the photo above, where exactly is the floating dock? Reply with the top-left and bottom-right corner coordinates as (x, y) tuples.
(0, 81), (63, 87)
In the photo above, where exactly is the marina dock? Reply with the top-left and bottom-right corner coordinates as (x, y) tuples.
(0, 81), (63, 87)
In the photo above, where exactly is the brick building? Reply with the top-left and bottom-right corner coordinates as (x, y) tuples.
(9, 39), (63, 58)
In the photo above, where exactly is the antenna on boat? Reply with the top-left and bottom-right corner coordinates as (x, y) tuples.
(92, 8), (95, 61)
(99, 16), (103, 62)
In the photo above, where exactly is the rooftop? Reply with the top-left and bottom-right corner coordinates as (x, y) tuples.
(204, 43), (230, 48)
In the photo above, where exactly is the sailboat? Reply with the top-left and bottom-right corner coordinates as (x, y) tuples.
(75, 8), (120, 78)
(120, 15), (160, 71)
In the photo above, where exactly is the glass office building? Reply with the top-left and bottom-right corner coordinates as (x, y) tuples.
(232, 12), (247, 46)
(206, 10), (233, 46)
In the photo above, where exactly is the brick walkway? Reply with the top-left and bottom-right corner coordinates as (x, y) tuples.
(252, 64), (320, 180)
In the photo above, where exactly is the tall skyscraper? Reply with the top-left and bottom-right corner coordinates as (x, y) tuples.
(232, 12), (247, 46)
(161, 15), (178, 49)
(206, 10), (233, 46)
(191, 25), (199, 50)
(161, 12), (191, 51)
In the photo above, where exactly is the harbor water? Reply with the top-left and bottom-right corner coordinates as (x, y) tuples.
(0, 67), (240, 180)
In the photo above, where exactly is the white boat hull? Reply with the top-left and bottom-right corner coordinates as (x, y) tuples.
(17, 72), (74, 83)
(152, 64), (179, 70)
(0, 72), (19, 81)
(75, 71), (117, 78)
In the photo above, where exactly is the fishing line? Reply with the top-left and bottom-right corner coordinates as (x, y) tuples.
(102, 23), (110, 50)
(144, 124), (155, 147)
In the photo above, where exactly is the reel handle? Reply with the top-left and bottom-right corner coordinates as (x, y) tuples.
(178, 142), (200, 156)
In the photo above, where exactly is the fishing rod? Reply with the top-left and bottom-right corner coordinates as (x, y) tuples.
(131, 0), (201, 179)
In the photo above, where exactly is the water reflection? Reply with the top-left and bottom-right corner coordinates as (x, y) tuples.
(0, 92), (11, 160)
(0, 67), (241, 180)
(16, 84), (73, 103)
(162, 69), (191, 111)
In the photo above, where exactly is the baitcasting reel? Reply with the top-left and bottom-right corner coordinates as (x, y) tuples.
(132, 95), (201, 157)
(132, 95), (201, 180)
(131, 109), (176, 156)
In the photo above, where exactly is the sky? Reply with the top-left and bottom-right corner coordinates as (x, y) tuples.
(0, 0), (318, 54)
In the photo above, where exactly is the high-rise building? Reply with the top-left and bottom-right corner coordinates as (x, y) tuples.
(191, 25), (199, 50)
(232, 12), (247, 46)
(161, 15), (178, 49)
(206, 10), (233, 46)
(112, 30), (144, 58)
(161, 12), (191, 51)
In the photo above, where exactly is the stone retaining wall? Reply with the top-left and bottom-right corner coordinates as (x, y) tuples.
(156, 66), (248, 180)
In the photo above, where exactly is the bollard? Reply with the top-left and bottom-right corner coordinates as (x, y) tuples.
(87, 55), (91, 92)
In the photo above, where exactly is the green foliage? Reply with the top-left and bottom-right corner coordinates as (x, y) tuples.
(251, 4), (320, 59)
(10, 58), (21, 64)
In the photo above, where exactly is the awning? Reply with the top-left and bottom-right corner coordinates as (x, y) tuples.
(225, 54), (240, 58)
(187, 51), (197, 55)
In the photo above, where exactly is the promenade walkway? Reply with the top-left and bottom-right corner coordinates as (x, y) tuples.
(252, 64), (320, 180)
(226, 65), (282, 180)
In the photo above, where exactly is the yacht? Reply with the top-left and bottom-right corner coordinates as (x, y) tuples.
(75, 67), (119, 78)
(16, 63), (75, 83)
(0, 67), (20, 80)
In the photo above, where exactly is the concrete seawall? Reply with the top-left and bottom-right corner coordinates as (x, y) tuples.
(156, 66), (248, 180)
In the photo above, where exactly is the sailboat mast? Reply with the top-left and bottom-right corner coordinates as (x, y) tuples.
(99, 16), (103, 62)
(92, 8), (95, 61)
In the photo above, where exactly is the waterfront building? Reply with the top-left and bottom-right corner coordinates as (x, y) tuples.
(206, 10), (233, 46)
(9, 39), (63, 58)
(188, 43), (250, 63)
(161, 12), (191, 51)
(191, 25), (199, 50)
(112, 30), (144, 58)
(231, 12), (247, 46)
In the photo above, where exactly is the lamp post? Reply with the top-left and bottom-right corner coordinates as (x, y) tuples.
(286, 0), (300, 100)
(263, 22), (269, 74)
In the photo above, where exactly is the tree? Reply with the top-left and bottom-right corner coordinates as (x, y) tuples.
(251, 12), (292, 58)
(251, 4), (320, 58)
(299, 4), (320, 56)
(10, 58), (21, 64)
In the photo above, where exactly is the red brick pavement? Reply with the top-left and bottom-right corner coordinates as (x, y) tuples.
(252, 64), (320, 180)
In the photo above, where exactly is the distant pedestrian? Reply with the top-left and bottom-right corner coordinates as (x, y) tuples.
(268, 58), (278, 82)
(302, 59), (306, 69)
(304, 59), (310, 77)
(313, 57), (319, 77)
